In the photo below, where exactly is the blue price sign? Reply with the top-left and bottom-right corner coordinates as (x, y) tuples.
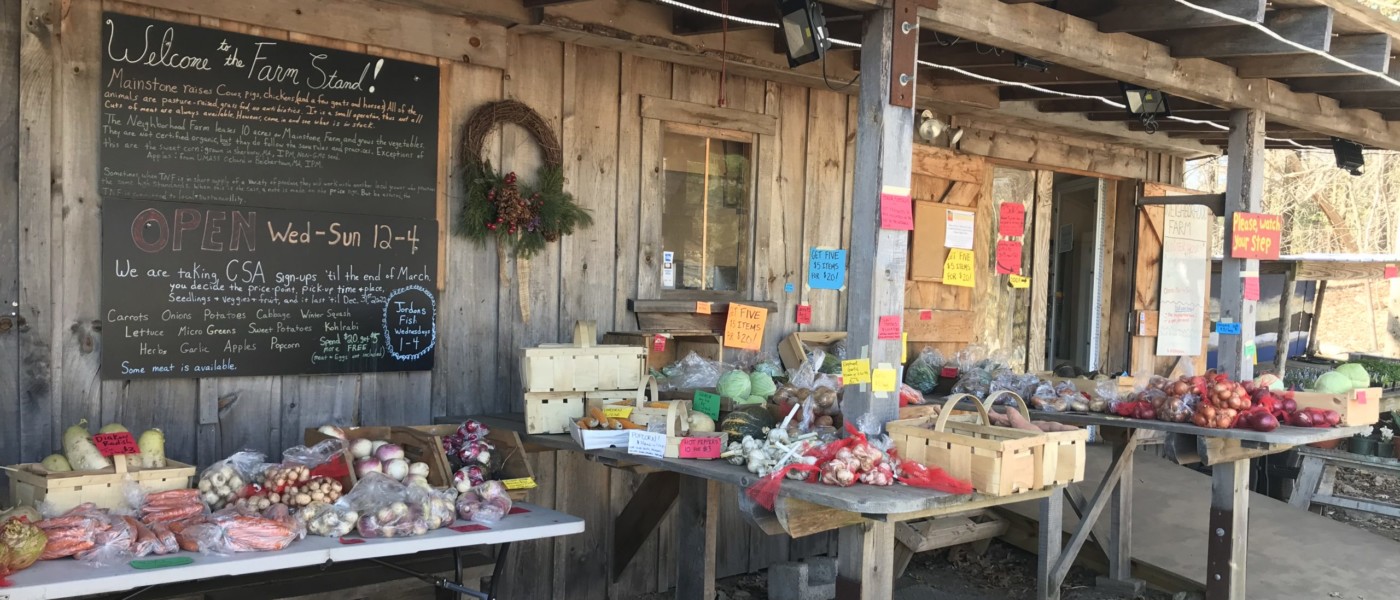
(1215, 321), (1242, 335)
(808, 248), (847, 290)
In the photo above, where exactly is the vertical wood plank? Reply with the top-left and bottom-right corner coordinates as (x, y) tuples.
(108, 380), (198, 464)
(278, 376), (355, 450)
(497, 448), (558, 600)
(836, 94), (858, 326)
(359, 372), (432, 427)
(1097, 180), (1119, 373)
(675, 476), (719, 600)
(802, 88), (848, 331)
(835, 521), (896, 600)
(196, 377), (283, 464)
(0, 0), (22, 468)
(1207, 459), (1250, 599)
(1106, 180), (1139, 375)
(1218, 109), (1265, 381)
(763, 83), (808, 351)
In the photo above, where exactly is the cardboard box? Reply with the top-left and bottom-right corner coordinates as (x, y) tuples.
(778, 332), (847, 372)
(305, 426), (449, 490)
(602, 331), (723, 371)
(1292, 387), (1382, 427)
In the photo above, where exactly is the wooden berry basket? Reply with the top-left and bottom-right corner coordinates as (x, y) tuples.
(985, 391), (1087, 489)
(522, 320), (647, 393)
(585, 377), (689, 428)
(887, 392), (1080, 497)
(6, 458), (196, 513)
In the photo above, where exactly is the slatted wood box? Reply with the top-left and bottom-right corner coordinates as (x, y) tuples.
(7, 459), (196, 512)
(523, 321), (647, 393)
(1292, 387), (1382, 427)
(405, 424), (536, 501)
(524, 393), (586, 434)
(304, 426), (450, 491)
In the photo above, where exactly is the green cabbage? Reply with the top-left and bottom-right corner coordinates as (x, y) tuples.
(1335, 363), (1371, 389)
(1312, 371), (1355, 394)
(718, 370), (752, 400)
(1255, 373), (1285, 392)
(738, 395), (767, 405)
(749, 372), (777, 398)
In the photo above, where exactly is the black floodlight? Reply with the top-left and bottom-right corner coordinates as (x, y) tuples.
(1332, 137), (1365, 176)
(1120, 83), (1171, 134)
(1014, 54), (1051, 73)
(777, 0), (830, 68)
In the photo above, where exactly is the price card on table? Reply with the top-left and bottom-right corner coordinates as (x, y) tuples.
(627, 431), (668, 458)
(93, 432), (139, 457)
(841, 359), (871, 385)
(678, 437), (723, 459)
(693, 390), (721, 420)
(502, 477), (538, 490)
(603, 406), (633, 419)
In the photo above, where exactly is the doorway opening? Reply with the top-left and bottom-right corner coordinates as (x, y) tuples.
(1047, 174), (1108, 375)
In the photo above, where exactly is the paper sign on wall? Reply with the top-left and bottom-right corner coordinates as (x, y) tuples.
(880, 192), (914, 230)
(627, 431), (667, 458)
(902, 332), (908, 363)
(693, 390), (721, 420)
(919, 309), (932, 321)
(1009, 275), (1030, 289)
(996, 241), (1023, 275)
(796, 304), (812, 325)
(662, 264), (676, 288)
(999, 203), (1025, 237)
(1245, 341), (1258, 365)
(1387, 264), (1398, 279)
(943, 249), (975, 288)
(841, 359), (871, 385)
(723, 303), (767, 351)
(1216, 321), (1242, 335)
(878, 316), (901, 340)
(1230, 212), (1282, 260)
(695, 302), (712, 314)
(808, 248), (847, 290)
(872, 366), (897, 393)
(652, 335), (667, 352)
(945, 210), (975, 250)
(1243, 276), (1260, 302)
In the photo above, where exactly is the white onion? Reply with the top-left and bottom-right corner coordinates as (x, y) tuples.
(317, 424), (347, 440)
(355, 457), (383, 477)
(383, 458), (410, 481)
(408, 461), (431, 477)
(375, 443), (405, 462)
(349, 438), (374, 459)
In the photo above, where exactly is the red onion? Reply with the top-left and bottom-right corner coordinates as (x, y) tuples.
(1293, 412), (1314, 427)
(1281, 398), (1297, 414)
(1253, 413), (1279, 432)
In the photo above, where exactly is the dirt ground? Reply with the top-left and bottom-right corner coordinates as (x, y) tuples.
(1317, 465), (1400, 543)
(633, 540), (1176, 600)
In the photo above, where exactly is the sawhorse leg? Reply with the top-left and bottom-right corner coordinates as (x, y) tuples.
(1097, 435), (1145, 596)
(1206, 459), (1249, 600)
(835, 520), (895, 600)
(1037, 491), (1063, 600)
(675, 475), (718, 600)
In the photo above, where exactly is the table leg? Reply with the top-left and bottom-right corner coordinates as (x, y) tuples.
(1206, 459), (1249, 600)
(675, 475), (718, 600)
(1037, 492), (1063, 600)
(1096, 437), (1145, 596)
(835, 520), (895, 600)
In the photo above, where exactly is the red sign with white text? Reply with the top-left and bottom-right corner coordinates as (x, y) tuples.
(93, 432), (139, 457)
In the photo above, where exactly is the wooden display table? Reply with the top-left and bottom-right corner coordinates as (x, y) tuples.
(466, 414), (1065, 600)
(1031, 411), (1367, 600)
(1290, 445), (1400, 518)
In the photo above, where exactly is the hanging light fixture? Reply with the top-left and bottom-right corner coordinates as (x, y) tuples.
(1331, 137), (1365, 176)
(1120, 83), (1171, 134)
(776, 0), (830, 67)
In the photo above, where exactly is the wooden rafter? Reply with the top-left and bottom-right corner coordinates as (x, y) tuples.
(1149, 7), (1334, 59)
(1229, 33), (1391, 78)
(1284, 66), (1400, 93)
(1068, 0), (1266, 33)
(912, 0), (1400, 149)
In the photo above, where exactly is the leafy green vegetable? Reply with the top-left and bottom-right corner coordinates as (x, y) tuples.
(718, 370), (753, 400)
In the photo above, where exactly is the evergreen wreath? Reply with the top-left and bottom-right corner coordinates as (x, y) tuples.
(456, 99), (592, 257)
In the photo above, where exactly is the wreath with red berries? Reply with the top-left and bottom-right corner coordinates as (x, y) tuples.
(456, 100), (592, 258)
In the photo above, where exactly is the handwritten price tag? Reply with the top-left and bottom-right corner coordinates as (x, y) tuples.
(693, 391), (721, 420)
(1215, 321), (1242, 335)
(808, 248), (847, 290)
(842, 359), (871, 385)
(1009, 275), (1030, 289)
(940, 366), (959, 378)
(880, 192), (914, 230)
(998, 203), (1026, 237)
(652, 335), (667, 352)
(449, 524), (490, 533)
(695, 302), (712, 315)
(93, 432), (140, 457)
(872, 367), (897, 393)
(1243, 276), (1260, 301)
(501, 477), (537, 491)
(996, 240), (1022, 275)
(627, 431), (667, 458)
(1357, 390), (1369, 405)
(796, 304), (812, 325)
(877, 316), (901, 340)
(602, 406), (633, 419)
(943, 249), (975, 288)
(723, 303), (767, 351)
(1387, 264), (1399, 279)
(678, 436), (723, 459)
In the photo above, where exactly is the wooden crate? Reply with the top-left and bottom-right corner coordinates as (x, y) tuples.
(7, 459), (196, 512)
(778, 331), (847, 372)
(986, 391), (1087, 488)
(304, 426), (449, 490)
(887, 393), (1052, 497)
(524, 392), (586, 434)
(601, 330), (724, 371)
(1293, 387), (1382, 427)
(406, 424), (536, 501)
(523, 321), (646, 393)
(585, 377), (689, 427)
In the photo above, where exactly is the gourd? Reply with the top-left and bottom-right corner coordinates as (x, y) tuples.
(720, 405), (775, 441)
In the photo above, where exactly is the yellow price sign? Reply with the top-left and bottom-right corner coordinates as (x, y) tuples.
(901, 332), (908, 363)
(502, 477), (538, 490)
(943, 249), (975, 288)
(841, 359), (871, 385)
(1009, 274), (1030, 289)
(872, 367), (897, 393)
(602, 406), (633, 419)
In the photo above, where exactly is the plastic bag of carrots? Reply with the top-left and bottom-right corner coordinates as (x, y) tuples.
(168, 507), (301, 555)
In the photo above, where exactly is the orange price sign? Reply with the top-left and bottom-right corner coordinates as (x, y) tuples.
(1230, 212), (1281, 260)
(723, 303), (767, 351)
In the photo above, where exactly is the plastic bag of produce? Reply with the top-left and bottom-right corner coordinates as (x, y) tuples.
(125, 486), (207, 526)
(418, 487), (458, 530)
(171, 510), (301, 554)
(197, 451), (268, 510)
(903, 347), (944, 394)
(295, 501), (359, 537)
(1090, 379), (1120, 412)
(456, 481), (513, 525)
(344, 473), (431, 538)
(74, 512), (135, 568)
(1030, 383), (1066, 412)
(282, 439), (346, 470)
(35, 504), (106, 560)
(0, 516), (47, 584)
(658, 351), (731, 391)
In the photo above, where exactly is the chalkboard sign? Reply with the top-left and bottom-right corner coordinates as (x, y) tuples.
(102, 197), (437, 379)
(98, 12), (439, 219)
(98, 13), (443, 379)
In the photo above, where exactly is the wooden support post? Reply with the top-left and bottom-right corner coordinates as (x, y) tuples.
(1289, 455), (1326, 510)
(1206, 459), (1250, 600)
(1218, 109), (1266, 381)
(1050, 430), (1145, 590)
(675, 476), (718, 600)
(1274, 263), (1298, 377)
(835, 520), (896, 600)
(612, 471), (680, 581)
(1097, 437), (1145, 596)
(843, 4), (916, 429)
(1037, 490), (1063, 600)
(1306, 280), (1327, 357)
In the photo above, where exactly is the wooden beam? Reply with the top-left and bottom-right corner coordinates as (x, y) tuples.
(1219, 109), (1265, 381)
(843, 5), (913, 428)
(1333, 91), (1400, 109)
(1160, 7), (1334, 59)
(999, 83), (1124, 101)
(929, 65), (1115, 87)
(1283, 65), (1400, 93)
(1085, 109), (1234, 121)
(1088, 0), (1265, 33)
(675, 476), (718, 600)
(1230, 34), (1391, 78)
(1207, 460), (1250, 599)
(940, 100), (1221, 156)
(914, 0), (1400, 150)
(611, 471), (680, 581)
(1037, 97), (1220, 113)
(918, 42), (1018, 66)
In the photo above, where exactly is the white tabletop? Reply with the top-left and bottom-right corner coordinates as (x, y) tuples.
(1, 503), (582, 600)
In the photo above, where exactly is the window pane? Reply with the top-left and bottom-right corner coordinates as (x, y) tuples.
(661, 131), (752, 292)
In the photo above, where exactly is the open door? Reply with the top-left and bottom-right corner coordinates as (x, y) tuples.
(1131, 182), (1213, 377)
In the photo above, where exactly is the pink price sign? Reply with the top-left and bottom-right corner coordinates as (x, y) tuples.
(678, 436), (723, 459)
